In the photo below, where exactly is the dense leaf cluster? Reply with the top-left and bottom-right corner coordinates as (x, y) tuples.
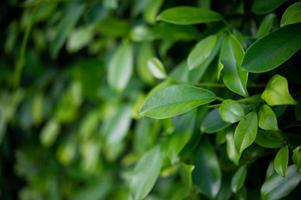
(1, 0), (301, 200)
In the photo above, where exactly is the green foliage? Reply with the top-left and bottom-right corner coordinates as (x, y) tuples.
(1, 0), (301, 200)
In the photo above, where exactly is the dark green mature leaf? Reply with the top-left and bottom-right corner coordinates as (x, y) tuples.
(255, 130), (284, 149)
(231, 165), (247, 193)
(257, 14), (276, 38)
(242, 24), (301, 73)
(234, 112), (258, 154)
(193, 139), (221, 199)
(220, 34), (248, 96)
(274, 146), (289, 177)
(157, 6), (223, 25)
(219, 99), (244, 123)
(108, 41), (133, 92)
(258, 104), (278, 131)
(252, 0), (287, 14)
(51, 4), (84, 58)
(261, 165), (301, 200)
(140, 84), (216, 119)
(187, 35), (217, 70)
(261, 74), (297, 106)
(281, 2), (301, 27)
(293, 146), (301, 169)
(201, 109), (230, 133)
(129, 146), (163, 200)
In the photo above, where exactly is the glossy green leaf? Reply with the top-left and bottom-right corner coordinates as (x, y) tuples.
(261, 165), (301, 200)
(129, 146), (162, 200)
(258, 105), (278, 131)
(140, 84), (216, 119)
(147, 57), (166, 79)
(257, 14), (276, 38)
(219, 99), (244, 123)
(192, 139), (221, 199)
(51, 4), (84, 58)
(274, 146), (289, 177)
(234, 112), (258, 154)
(108, 41), (133, 92)
(252, 0), (287, 14)
(157, 6), (223, 25)
(220, 34), (248, 96)
(231, 165), (247, 193)
(255, 130), (284, 149)
(226, 131), (240, 165)
(292, 146), (301, 169)
(187, 35), (217, 70)
(281, 2), (301, 27)
(242, 24), (301, 73)
(201, 109), (230, 133)
(261, 74), (297, 106)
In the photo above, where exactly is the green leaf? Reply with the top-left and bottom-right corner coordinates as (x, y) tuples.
(226, 130), (240, 165)
(40, 119), (60, 147)
(258, 104), (278, 131)
(129, 146), (163, 200)
(143, 0), (163, 24)
(257, 14), (276, 38)
(51, 4), (84, 58)
(67, 25), (94, 53)
(231, 165), (247, 193)
(193, 139), (221, 199)
(137, 42), (155, 84)
(157, 6), (223, 25)
(281, 2), (301, 27)
(234, 112), (258, 154)
(201, 109), (230, 134)
(108, 41), (133, 92)
(252, 0), (287, 14)
(147, 57), (166, 79)
(242, 23), (301, 73)
(102, 105), (132, 151)
(274, 146), (289, 177)
(140, 84), (216, 119)
(261, 74), (297, 106)
(261, 165), (301, 200)
(255, 130), (284, 149)
(220, 34), (248, 96)
(180, 163), (195, 190)
(187, 35), (217, 70)
(219, 99), (244, 123)
(162, 131), (192, 164)
(293, 146), (301, 169)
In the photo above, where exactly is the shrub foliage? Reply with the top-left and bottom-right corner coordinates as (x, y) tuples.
(1, 0), (301, 199)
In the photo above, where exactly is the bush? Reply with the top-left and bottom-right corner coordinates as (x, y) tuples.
(1, 0), (301, 199)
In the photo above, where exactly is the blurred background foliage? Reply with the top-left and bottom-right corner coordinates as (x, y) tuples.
(1, 0), (301, 200)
